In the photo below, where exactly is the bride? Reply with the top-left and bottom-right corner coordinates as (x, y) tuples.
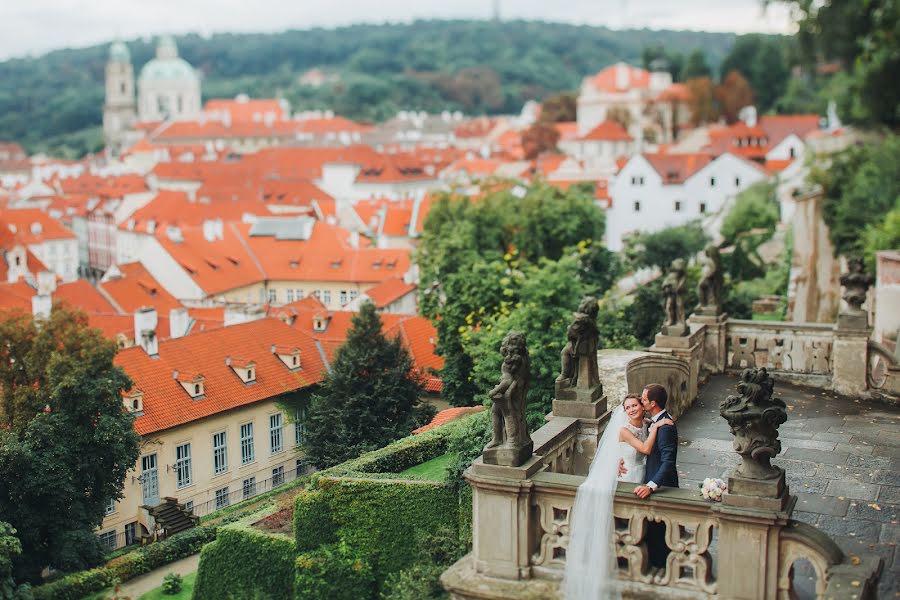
(563, 393), (674, 599)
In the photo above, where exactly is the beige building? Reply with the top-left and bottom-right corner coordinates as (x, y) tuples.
(99, 316), (326, 549)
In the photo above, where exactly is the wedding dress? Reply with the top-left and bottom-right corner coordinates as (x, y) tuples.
(617, 422), (647, 484)
(563, 405), (631, 600)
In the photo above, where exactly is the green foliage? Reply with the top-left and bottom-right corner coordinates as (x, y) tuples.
(595, 298), (641, 351)
(681, 48), (712, 80)
(443, 411), (491, 498)
(0, 523), (31, 600)
(0, 307), (140, 582)
(538, 92), (577, 123)
(721, 183), (779, 244)
(719, 34), (789, 112)
(397, 452), (455, 481)
(303, 301), (426, 468)
(138, 572), (197, 600)
(723, 229), (793, 320)
(380, 527), (466, 600)
(193, 527), (295, 600)
(0, 23), (738, 156)
(294, 543), (375, 600)
(863, 202), (900, 272)
(29, 568), (114, 600)
(813, 134), (900, 257)
(626, 222), (709, 271)
(293, 490), (337, 552)
(160, 573), (182, 596)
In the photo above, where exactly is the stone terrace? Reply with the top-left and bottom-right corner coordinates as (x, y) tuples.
(677, 374), (900, 598)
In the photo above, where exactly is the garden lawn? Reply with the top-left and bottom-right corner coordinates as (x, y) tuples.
(398, 452), (456, 480)
(138, 571), (198, 600)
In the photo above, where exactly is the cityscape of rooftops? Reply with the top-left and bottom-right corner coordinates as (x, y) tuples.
(0, 2), (897, 599)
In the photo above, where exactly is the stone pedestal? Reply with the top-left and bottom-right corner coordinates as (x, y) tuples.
(832, 321), (869, 396)
(649, 327), (705, 415)
(688, 312), (728, 375)
(551, 394), (606, 420)
(466, 457), (543, 580)
(723, 469), (790, 511)
(483, 441), (534, 467)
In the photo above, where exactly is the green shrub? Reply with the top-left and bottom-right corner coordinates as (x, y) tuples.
(193, 526), (295, 600)
(161, 572), (182, 595)
(293, 489), (336, 552)
(322, 425), (451, 476)
(380, 562), (446, 600)
(30, 567), (115, 600)
(294, 543), (375, 600)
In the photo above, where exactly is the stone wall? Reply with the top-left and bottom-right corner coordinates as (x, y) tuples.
(790, 189), (840, 323)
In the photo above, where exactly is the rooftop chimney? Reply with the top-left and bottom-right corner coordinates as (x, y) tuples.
(37, 270), (56, 296)
(32, 294), (52, 320)
(4, 244), (27, 283)
(169, 308), (190, 339)
(615, 62), (629, 90)
(134, 307), (159, 356)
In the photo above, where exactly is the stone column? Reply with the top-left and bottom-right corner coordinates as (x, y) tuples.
(833, 257), (873, 396)
(648, 327), (705, 414)
(717, 368), (795, 600)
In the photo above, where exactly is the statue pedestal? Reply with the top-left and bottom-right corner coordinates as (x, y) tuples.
(660, 323), (689, 337)
(483, 441), (534, 468)
(723, 469), (790, 511)
(688, 312), (728, 375)
(833, 317), (869, 396)
(649, 328), (705, 415)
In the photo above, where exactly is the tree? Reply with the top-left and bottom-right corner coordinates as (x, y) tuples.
(714, 70), (754, 124)
(863, 202), (900, 272)
(607, 105), (633, 130)
(685, 77), (717, 126)
(719, 35), (789, 113)
(681, 49), (711, 80)
(0, 306), (140, 582)
(720, 182), (779, 244)
(0, 523), (31, 600)
(302, 302), (428, 468)
(626, 222), (709, 271)
(521, 122), (560, 160)
(539, 92), (577, 123)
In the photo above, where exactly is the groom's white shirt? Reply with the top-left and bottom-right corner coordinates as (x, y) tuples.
(646, 410), (668, 490)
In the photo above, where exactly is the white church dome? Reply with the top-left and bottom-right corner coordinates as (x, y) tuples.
(139, 36), (198, 83)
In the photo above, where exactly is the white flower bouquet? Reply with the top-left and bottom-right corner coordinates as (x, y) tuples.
(700, 478), (727, 501)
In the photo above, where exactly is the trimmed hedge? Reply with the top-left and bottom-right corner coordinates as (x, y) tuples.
(299, 477), (459, 586)
(31, 524), (217, 600)
(193, 526), (295, 600)
(294, 543), (375, 600)
(293, 489), (336, 552)
(319, 422), (453, 477)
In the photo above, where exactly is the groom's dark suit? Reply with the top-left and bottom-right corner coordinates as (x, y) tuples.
(642, 410), (678, 569)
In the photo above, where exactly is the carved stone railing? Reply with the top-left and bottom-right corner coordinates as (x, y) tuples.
(725, 320), (835, 388)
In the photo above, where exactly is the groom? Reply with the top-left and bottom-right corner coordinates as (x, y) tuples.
(634, 383), (678, 569)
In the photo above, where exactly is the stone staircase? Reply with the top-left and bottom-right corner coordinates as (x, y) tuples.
(144, 497), (198, 538)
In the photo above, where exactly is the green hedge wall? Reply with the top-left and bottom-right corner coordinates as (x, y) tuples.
(193, 526), (296, 600)
(299, 477), (459, 586)
(31, 524), (217, 600)
(319, 422), (452, 477)
(294, 543), (375, 600)
(293, 489), (336, 552)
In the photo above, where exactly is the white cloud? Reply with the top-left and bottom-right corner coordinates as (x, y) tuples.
(0, 0), (794, 60)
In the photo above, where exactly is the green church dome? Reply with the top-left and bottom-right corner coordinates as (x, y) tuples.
(139, 57), (198, 82)
(109, 41), (130, 64)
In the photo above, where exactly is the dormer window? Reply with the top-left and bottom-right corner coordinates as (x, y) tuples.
(123, 388), (144, 414)
(313, 313), (328, 332)
(174, 371), (205, 399)
(272, 345), (302, 370)
(226, 357), (256, 383)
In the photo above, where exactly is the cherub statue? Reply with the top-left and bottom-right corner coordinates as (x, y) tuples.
(662, 258), (687, 335)
(696, 243), (723, 314)
(556, 296), (600, 390)
(485, 331), (531, 455)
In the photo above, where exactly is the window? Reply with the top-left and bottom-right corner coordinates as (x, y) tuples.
(709, 177), (716, 187)
(633, 201), (641, 212)
(339, 290), (348, 305)
(213, 431), (228, 475)
(312, 289), (320, 299)
(194, 384), (201, 396)
(105, 498), (116, 515)
(270, 413), (283, 454)
(268, 289), (277, 304)
(699, 202), (707, 214)
(349, 290), (359, 301)
(287, 289), (294, 303)
(215, 487), (230, 509)
(141, 453), (159, 505)
(175, 443), (192, 488)
(272, 465), (285, 487)
(296, 459), (306, 477)
(321, 290), (332, 306)
(125, 522), (138, 546)
(789, 147), (796, 158)
(240, 422), (255, 465)
(242, 477), (257, 499)
(674, 201), (682, 212)
(99, 530), (117, 550)
(184, 501), (194, 514)
(734, 177), (741, 187)
(296, 289), (304, 300)
(295, 407), (307, 446)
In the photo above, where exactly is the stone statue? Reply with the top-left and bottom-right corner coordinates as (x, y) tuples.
(719, 368), (787, 480)
(695, 244), (723, 315)
(839, 256), (873, 314)
(661, 258), (688, 336)
(484, 331), (533, 467)
(555, 297), (602, 401)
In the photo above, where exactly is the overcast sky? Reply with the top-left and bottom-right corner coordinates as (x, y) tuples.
(0, 0), (795, 61)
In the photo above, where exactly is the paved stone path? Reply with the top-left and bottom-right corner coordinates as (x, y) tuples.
(677, 375), (899, 598)
(113, 553), (200, 599)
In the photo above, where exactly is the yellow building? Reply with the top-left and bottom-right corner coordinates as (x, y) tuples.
(100, 317), (326, 549)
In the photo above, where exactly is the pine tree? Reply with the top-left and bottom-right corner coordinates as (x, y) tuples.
(302, 302), (428, 468)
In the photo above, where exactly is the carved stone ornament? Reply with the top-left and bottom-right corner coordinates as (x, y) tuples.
(695, 243), (724, 315)
(719, 367), (788, 480)
(661, 258), (688, 336)
(839, 256), (873, 314)
(555, 296), (602, 402)
(484, 330), (533, 466)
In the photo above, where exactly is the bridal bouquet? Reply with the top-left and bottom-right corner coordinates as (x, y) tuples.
(700, 478), (727, 501)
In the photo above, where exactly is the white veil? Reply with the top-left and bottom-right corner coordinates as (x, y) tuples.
(562, 404), (627, 600)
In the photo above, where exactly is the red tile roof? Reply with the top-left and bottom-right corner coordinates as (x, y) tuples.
(2, 209), (76, 243)
(580, 120), (632, 141)
(554, 122), (579, 142)
(99, 262), (183, 314)
(115, 318), (326, 435)
(588, 63), (651, 92)
(204, 98), (288, 122)
(0, 281), (33, 312)
(296, 116), (371, 134)
(642, 153), (714, 184)
(364, 277), (416, 308)
(54, 280), (118, 314)
(413, 406), (486, 434)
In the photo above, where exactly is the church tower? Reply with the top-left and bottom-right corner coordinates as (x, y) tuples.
(103, 40), (137, 157)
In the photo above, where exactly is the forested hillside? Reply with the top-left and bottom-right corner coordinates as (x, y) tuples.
(0, 20), (738, 156)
